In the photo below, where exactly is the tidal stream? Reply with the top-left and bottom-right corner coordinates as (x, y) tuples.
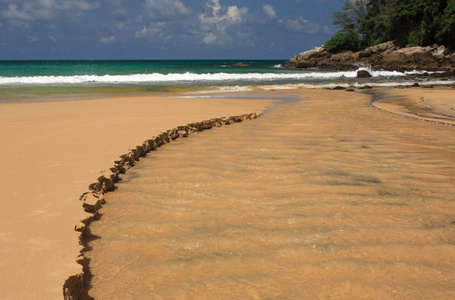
(85, 90), (455, 299)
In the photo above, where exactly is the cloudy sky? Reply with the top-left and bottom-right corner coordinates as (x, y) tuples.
(0, 0), (343, 60)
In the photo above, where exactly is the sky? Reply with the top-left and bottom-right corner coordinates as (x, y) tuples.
(0, 0), (344, 60)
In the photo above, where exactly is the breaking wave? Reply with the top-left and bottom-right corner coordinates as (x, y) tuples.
(0, 68), (407, 86)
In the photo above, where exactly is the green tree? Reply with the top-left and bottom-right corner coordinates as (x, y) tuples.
(359, 0), (392, 46)
(436, 0), (455, 48)
(388, 0), (424, 46)
(328, 0), (368, 52)
(388, 0), (451, 47)
(327, 0), (455, 51)
(332, 0), (369, 35)
(325, 29), (361, 53)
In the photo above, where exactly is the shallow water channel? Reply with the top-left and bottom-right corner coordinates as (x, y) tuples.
(86, 91), (455, 299)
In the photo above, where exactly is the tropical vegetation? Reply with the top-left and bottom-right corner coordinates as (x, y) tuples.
(325, 0), (455, 53)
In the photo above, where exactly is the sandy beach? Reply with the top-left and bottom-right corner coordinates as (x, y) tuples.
(0, 94), (274, 300)
(85, 87), (455, 299)
(0, 87), (454, 299)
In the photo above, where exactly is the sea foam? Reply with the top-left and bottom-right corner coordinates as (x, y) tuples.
(0, 68), (407, 86)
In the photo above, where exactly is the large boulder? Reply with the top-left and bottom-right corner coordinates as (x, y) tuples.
(435, 45), (449, 56)
(379, 46), (437, 67)
(290, 46), (327, 62)
(382, 51), (409, 63)
(382, 47), (437, 70)
(355, 51), (371, 59)
(330, 51), (355, 63)
(449, 54), (455, 65)
(365, 41), (396, 54)
(400, 46), (435, 64)
(357, 70), (372, 78)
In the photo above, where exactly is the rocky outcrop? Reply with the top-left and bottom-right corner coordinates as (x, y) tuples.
(288, 42), (455, 72)
(62, 112), (261, 300)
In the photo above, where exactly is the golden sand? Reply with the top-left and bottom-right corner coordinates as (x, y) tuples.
(0, 94), (273, 300)
(85, 88), (455, 299)
(1, 87), (454, 299)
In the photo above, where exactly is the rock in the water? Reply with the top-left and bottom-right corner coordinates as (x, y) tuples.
(232, 62), (251, 67)
(357, 70), (372, 78)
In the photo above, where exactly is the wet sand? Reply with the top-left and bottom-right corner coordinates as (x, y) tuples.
(86, 88), (455, 299)
(0, 94), (273, 300)
(372, 88), (455, 126)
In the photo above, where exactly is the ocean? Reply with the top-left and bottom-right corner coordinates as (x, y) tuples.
(1, 60), (453, 98)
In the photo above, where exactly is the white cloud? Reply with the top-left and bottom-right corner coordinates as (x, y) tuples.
(203, 32), (217, 45)
(100, 36), (117, 44)
(101, 0), (128, 18)
(134, 22), (166, 39)
(35, 0), (98, 11)
(198, 0), (248, 45)
(226, 6), (247, 23)
(278, 16), (321, 33)
(136, 0), (250, 46)
(0, 0), (331, 58)
(2, 4), (34, 21)
(1, 0), (100, 23)
(142, 0), (191, 20)
(322, 25), (333, 34)
(262, 4), (277, 19)
(135, 27), (159, 39)
(135, 0), (192, 43)
(26, 35), (39, 42)
(199, 0), (247, 25)
(116, 22), (127, 30)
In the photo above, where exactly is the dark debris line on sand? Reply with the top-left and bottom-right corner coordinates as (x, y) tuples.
(62, 112), (261, 300)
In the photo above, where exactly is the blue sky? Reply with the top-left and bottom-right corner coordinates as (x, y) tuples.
(0, 0), (343, 60)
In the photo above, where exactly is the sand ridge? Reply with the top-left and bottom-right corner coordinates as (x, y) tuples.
(372, 88), (455, 126)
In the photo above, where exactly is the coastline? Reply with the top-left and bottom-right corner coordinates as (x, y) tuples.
(1, 85), (454, 299)
(0, 93), (275, 300)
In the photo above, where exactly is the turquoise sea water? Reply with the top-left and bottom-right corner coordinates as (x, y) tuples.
(0, 59), (435, 86)
(0, 60), (292, 102)
(0, 60), (453, 103)
(0, 60), (290, 78)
